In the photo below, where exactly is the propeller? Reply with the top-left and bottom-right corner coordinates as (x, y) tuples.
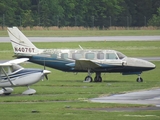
(44, 57), (46, 70)
(43, 70), (51, 81)
(43, 57), (47, 80)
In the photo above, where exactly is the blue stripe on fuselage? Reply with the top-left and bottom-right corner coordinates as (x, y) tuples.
(1, 69), (43, 80)
(30, 56), (72, 71)
(28, 56), (151, 73)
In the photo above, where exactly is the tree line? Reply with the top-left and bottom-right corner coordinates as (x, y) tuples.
(0, 0), (160, 28)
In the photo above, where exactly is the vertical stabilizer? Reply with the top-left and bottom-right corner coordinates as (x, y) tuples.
(7, 27), (41, 55)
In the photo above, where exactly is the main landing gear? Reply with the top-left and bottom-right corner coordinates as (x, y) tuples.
(84, 69), (102, 82)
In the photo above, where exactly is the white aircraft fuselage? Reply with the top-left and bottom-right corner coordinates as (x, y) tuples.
(0, 59), (51, 95)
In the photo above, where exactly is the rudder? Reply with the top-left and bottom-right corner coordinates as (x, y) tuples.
(7, 27), (40, 55)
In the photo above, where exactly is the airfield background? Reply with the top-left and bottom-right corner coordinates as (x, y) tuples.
(0, 0), (160, 28)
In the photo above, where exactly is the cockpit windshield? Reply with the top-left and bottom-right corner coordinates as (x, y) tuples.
(116, 52), (126, 59)
(12, 64), (23, 72)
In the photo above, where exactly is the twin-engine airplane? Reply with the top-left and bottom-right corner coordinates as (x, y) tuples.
(7, 27), (155, 83)
(0, 58), (51, 95)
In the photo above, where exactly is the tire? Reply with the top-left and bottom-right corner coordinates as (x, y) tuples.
(94, 76), (102, 82)
(136, 77), (143, 82)
(3, 93), (11, 95)
(84, 76), (93, 82)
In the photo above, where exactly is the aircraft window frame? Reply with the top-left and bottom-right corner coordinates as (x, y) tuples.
(97, 52), (104, 59)
(12, 64), (23, 72)
(85, 53), (95, 60)
(51, 54), (57, 58)
(0, 66), (14, 75)
(61, 53), (68, 59)
(106, 53), (118, 60)
(72, 53), (82, 60)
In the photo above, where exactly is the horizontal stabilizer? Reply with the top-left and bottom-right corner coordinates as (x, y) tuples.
(75, 60), (101, 70)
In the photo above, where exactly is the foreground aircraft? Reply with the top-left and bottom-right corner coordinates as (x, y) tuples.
(7, 27), (155, 83)
(0, 58), (51, 95)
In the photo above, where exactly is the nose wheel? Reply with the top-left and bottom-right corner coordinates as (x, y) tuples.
(136, 75), (143, 82)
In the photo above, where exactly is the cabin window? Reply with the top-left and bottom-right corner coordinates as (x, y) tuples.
(51, 54), (57, 58)
(106, 53), (118, 59)
(72, 53), (82, 60)
(97, 52), (104, 59)
(0, 66), (14, 75)
(61, 53), (68, 59)
(85, 53), (95, 59)
(12, 64), (22, 72)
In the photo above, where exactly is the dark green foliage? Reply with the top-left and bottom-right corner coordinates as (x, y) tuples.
(148, 7), (160, 26)
(0, 0), (159, 27)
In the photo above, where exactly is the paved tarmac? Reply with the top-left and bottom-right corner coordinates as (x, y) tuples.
(0, 36), (160, 42)
(90, 88), (160, 106)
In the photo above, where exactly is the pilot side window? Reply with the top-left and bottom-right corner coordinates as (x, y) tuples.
(85, 53), (95, 59)
(106, 53), (118, 59)
(97, 52), (104, 59)
(72, 53), (82, 60)
(0, 66), (14, 75)
(61, 53), (68, 59)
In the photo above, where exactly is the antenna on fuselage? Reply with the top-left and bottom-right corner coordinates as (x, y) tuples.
(79, 45), (83, 50)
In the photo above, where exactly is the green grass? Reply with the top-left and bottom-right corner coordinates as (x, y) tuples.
(0, 41), (160, 120)
(1, 102), (159, 120)
(1, 29), (160, 37)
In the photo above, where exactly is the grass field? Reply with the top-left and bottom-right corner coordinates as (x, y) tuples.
(0, 28), (160, 37)
(0, 38), (160, 119)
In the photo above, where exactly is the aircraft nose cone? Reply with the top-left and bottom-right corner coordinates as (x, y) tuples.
(43, 70), (51, 74)
(147, 62), (156, 69)
(137, 59), (156, 70)
(125, 57), (156, 71)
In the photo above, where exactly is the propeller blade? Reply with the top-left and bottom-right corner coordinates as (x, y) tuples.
(45, 75), (48, 80)
(44, 59), (46, 70)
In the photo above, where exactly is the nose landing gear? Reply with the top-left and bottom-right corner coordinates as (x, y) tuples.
(136, 75), (143, 82)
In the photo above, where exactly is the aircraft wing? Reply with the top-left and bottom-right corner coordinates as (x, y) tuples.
(75, 59), (101, 70)
(0, 58), (29, 66)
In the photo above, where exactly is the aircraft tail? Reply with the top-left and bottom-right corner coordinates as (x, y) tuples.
(7, 27), (42, 55)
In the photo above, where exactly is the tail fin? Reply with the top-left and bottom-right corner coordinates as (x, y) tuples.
(7, 27), (41, 55)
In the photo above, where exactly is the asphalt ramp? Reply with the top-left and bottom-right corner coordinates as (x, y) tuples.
(90, 88), (160, 106)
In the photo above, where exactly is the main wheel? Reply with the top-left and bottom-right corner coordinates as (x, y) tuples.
(3, 93), (11, 95)
(94, 76), (102, 82)
(136, 77), (143, 82)
(84, 76), (93, 82)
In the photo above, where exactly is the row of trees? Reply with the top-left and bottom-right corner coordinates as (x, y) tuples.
(0, 0), (160, 28)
